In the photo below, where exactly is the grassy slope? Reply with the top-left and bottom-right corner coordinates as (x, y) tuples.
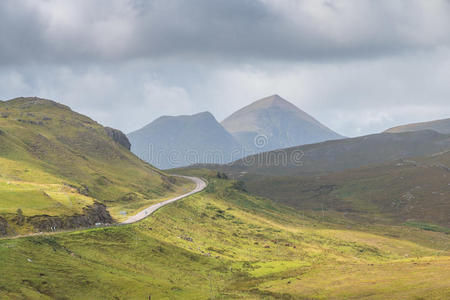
(1, 170), (449, 299)
(0, 97), (193, 232)
(243, 151), (450, 228)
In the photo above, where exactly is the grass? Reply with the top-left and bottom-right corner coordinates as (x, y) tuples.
(2, 171), (448, 299)
(0, 179), (94, 216)
(257, 257), (450, 299)
(404, 222), (450, 234)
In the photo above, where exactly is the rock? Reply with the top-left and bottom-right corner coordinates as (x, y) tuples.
(0, 217), (8, 236)
(105, 127), (131, 150)
(180, 236), (194, 242)
(28, 202), (114, 232)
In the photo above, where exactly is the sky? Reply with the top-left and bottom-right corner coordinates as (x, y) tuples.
(1, 0), (450, 137)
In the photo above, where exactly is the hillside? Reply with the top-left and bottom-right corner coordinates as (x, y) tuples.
(221, 95), (344, 153)
(0, 170), (449, 299)
(222, 130), (450, 176)
(386, 118), (450, 134)
(128, 112), (241, 169)
(243, 150), (450, 227)
(0, 97), (191, 235)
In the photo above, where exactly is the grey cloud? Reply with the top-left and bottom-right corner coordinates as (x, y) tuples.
(1, 0), (450, 64)
(1, 0), (449, 138)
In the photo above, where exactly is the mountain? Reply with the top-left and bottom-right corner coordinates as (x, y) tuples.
(385, 118), (450, 134)
(128, 111), (241, 169)
(216, 130), (450, 176)
(0, 97), (189, 234)
(221, 94), (344, 153)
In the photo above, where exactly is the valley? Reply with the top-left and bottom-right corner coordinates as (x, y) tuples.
(0, 97), (448, 299)
(2, 3), (450, 299)
(1, 170), (449, 299)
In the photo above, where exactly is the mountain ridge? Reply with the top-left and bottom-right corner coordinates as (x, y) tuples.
(215, 129), (450, 176)
(385, 117), (450, 134)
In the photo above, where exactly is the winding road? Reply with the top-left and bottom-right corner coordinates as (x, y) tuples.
(1, 176), (206, 240)
(122, 175), (207, 224)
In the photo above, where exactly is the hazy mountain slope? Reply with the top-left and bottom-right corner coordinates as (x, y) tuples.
(128, 112), (242, 169)
(223, 130), (450, 176)
(244, 150), (450, 227)
(221, 95), (344, 153)
(0, 97), (189, 234)
(385, 118), (450, 134)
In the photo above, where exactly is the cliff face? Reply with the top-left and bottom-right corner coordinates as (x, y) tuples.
(105, 127), (131, 150)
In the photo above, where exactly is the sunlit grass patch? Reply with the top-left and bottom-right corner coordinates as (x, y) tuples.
(248, 260), (311, 277)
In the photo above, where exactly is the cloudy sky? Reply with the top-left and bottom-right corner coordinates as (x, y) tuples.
(1, 0), (450, 136)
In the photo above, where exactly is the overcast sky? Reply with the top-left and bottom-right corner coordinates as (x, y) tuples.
(1, 0), (450, 136)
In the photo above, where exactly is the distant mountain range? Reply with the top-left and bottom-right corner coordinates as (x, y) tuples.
(128, 95), (345, 169)
(385, 118), (450, 134)
(128, 95), (450, 170)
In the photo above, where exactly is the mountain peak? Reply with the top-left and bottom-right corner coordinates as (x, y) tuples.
(4, 97), (72, 111)
(151, 111), (216, 126)
(221, 95), (344, 153)
(243, 94), (298, 111)
(191, 111), (215, 119)
(258, 94), (283, 103)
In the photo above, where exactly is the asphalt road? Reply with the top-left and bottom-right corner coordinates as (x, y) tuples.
(0, 175), (206, 240)
(121, 175), (207, 224)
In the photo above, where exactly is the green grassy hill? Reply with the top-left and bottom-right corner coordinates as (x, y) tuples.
(1, 170), (449, 299)
(243, 151), (450, 228)
(0, 97), (192, 235)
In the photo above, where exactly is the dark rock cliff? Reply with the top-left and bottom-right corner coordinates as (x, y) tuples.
(28, 202), (114, 232)
(105, 127), (131, 150)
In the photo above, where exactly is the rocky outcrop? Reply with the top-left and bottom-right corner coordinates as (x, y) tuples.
(0, 217), (8, 236)
(28, 202), (114, 232)
(105, 127), (131, 150)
